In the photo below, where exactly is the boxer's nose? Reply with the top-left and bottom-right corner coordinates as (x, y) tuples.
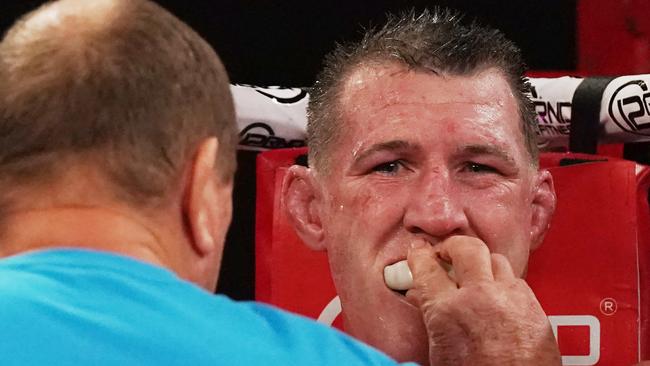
(403, 169), (469, 241)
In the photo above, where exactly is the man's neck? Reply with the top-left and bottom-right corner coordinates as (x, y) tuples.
(0, 206), (173, 269)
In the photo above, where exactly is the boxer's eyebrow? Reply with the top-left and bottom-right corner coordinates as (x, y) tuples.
(458, 144), (518, 169)
(353, 140), (418, 164)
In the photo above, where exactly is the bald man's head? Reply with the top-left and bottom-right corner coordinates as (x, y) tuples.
(19, 0), (121, 34)
(0, 0), (237, 210)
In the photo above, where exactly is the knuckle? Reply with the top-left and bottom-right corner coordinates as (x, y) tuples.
(472, 281), (496, 294)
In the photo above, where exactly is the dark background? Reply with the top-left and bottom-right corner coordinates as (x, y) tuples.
(1, 1), (577, 86)
(0, 1), (578, 300)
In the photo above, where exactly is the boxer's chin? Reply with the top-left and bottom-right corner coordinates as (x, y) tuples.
(345, 284), (424, 340)
(344, 300), (428, 365)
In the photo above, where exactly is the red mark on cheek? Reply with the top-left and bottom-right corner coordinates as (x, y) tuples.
(353, 191), (374, 211)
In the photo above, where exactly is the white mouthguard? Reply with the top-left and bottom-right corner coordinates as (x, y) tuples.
(383, 260), (413, 291)
(383, 259), (456, 291)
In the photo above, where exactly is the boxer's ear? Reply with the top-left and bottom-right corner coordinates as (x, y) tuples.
(282, 165), (326, 251)
(529, 169), (556, 251)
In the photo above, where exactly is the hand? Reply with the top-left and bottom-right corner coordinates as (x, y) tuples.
(406, 236), (561, 366)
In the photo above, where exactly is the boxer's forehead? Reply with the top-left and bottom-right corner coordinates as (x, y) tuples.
(330, 63), (525, 171)
(339, 63), (514, 112)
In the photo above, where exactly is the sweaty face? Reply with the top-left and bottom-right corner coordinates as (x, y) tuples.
(314, 65), (541, 364)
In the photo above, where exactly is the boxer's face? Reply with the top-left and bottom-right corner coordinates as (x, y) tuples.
(313, 64), (545, 364)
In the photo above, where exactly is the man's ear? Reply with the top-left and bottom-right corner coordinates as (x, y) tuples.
(282, 165), (326, 251)
(529, 169), (556, 251)
(184, 137), (232, 261)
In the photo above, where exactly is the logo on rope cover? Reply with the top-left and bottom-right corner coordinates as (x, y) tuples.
(608, 80), (650, 135)
(236, 84), (308, 104)
(239, 122), (306, 149)
(529, 85), (572, 138)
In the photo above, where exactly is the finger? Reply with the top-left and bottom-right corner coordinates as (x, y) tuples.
(490, 253), (515, 281)
(438, 236), (493, 286)
(407, 241), (457, 301)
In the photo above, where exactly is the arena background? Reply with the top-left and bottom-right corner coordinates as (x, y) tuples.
(1, 0), (648, 300)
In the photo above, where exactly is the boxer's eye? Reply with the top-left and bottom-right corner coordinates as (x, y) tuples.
(372, 160), (404, 175)
(464, 162), (499, 174)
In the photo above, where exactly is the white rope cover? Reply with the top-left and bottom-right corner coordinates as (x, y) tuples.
(233, 75), (650, 152)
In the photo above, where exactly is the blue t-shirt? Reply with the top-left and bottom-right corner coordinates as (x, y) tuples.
(0, 249), (413, 365)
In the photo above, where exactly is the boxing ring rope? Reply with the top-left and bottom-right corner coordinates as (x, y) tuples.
(232, 75), (650, 155)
